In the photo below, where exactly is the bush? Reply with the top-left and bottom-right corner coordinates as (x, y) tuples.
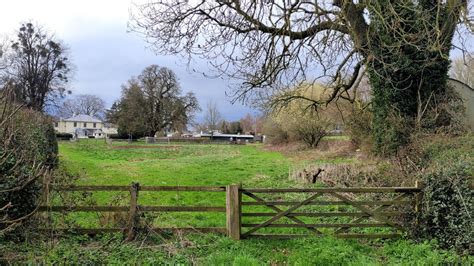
(0, 97), (58, 234)
(345, 106), (373, 151)
(262, 117), (289, 145)
(414, 158), (473, 253)
(417, 169), (473, 253)
(400, 134), (474, 253)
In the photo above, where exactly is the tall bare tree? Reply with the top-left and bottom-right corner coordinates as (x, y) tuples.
(132, 0), (472, 154)
(203, 100), (222, 131)
(59, 94), (106, 119)
(3, 23), (71, 111)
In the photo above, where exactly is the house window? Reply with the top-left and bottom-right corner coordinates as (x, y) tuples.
(74, 122), (77, 127)
(93, 123), (96, 128)
(83, 122), (87, 127)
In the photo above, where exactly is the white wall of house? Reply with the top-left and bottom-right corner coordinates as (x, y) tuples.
(54, 120), (104, 134)
(54, 115), (118, 138)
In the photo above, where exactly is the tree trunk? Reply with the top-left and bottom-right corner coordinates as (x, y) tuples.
(364, 1), (455, 155)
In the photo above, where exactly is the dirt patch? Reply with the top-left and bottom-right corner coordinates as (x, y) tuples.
(112, 145), (181, 149)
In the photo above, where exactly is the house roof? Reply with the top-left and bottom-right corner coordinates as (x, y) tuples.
(64, 114), (102, 123)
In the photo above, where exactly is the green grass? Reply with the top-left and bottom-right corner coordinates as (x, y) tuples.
(2, 234), (470, 265)
(2, 139), (471, 264)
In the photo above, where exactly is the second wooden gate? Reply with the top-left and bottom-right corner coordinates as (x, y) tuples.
(226, 185), (422, 239)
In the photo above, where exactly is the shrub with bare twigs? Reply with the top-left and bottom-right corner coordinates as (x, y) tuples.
(0, 88), (57, 235)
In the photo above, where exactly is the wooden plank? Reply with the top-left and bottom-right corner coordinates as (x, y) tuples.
(52, 185), (226, 192)
(243, 187), (420, 193)
(226, 184), (241, 240)
(330, 192), (404, 231)
(242, 200), (412, 206)
(242, 212), (402, 217)
(38, 227), (226, 234)
(241, 193), (322, 237)
(242, 223), (392, 228)
(53, 185), (131, 191)
(39, 228), (124, 234)
(38, 206), (129, 212)
(140, 206), (226, 212)
(126, 182), (139, 241)
(245, 233), (401, 239)
(38, 206), (225, 212)
(242, 191), (323, 235)
(141, 186), (226, 192)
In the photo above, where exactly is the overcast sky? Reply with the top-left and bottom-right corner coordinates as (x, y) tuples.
(0, 0), (257, 121)
(1, 1), (472, 122)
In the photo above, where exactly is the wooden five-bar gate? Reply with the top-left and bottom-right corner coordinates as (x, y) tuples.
(39, 182), (424, 240)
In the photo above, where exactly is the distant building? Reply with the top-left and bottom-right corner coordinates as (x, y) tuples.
(448, 78), (474, 131)
(194, 131), (255, 142)
(54, 114), (118, 138)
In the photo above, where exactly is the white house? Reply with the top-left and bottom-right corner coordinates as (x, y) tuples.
(54, 114), (118, 138)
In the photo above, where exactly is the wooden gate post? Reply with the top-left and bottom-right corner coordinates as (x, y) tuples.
(415, 180), (425, 212)
(126, 182), (140, 241)
(226, 184), (241, 240)
(414, 180), (425, 224)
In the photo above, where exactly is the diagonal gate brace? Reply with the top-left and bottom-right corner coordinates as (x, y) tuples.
(330, 192), (405, 233)
(242, 191), (323, 235)
(242, 192), (322, 237)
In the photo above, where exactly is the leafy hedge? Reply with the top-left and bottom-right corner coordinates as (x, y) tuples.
(417, 167), (473, 253)
(409, 135), (473, 253)
(0, 105), (58, 233)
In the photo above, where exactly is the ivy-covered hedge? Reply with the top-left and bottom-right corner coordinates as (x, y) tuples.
(0, 105), (58, 233)
(417, 167), (473, 253)
(408, 135), (473, 253)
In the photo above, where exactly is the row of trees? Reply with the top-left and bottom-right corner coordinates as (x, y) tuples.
(57, 94), (106, 119)
(107, 65), (199, 138)
(200, 100), (263, 135)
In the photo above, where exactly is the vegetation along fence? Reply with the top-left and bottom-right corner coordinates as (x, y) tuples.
(38, 182), (425, 240)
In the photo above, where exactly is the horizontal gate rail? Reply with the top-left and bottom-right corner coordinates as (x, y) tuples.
(39, 206), (226, 212)
(242, 187), (421, 193)
(242, 212), (403, 217)
(52, 185), (226, 192)
(38, 227), (227, 234)
(249, 233), (402, 239)
(242, 200), (412, 206)
(242, 223), (392, 228)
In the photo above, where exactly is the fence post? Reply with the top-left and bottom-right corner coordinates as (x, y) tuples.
(126, 182), (140, 241)
(226, 184), (241, 240)
(414, 180), (425, 224)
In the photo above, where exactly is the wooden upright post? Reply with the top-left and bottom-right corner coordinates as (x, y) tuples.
(226, 184), (241, 240)
(126, 182), (140, 241)
(414, 180), (425, 224)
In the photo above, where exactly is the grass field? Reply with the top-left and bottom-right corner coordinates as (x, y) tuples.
(2, 139), (471, 264)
